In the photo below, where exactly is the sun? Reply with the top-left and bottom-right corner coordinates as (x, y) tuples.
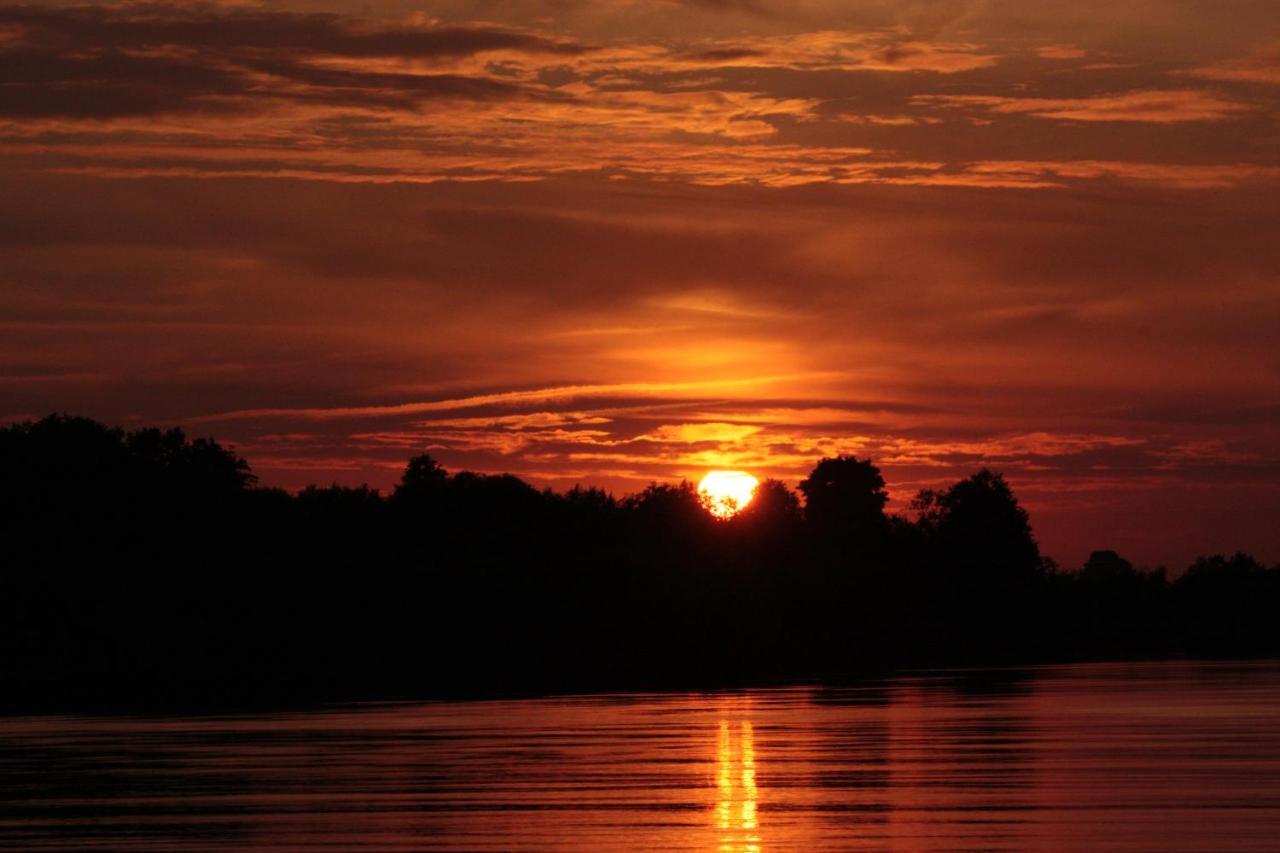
(698, 470), (759, 519)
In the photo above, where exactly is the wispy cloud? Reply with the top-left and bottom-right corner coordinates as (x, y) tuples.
(189, 375), (831, 423)
(916, 89), (1251, 123)
(1184, 44), (1280, 86)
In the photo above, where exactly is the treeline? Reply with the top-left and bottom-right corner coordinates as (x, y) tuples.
(2, 414), (1278, 711)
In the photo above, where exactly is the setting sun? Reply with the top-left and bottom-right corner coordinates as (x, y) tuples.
(698, 471), (760, 519)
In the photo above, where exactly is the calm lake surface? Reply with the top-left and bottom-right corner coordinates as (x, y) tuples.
(3, 660), (1280, 851)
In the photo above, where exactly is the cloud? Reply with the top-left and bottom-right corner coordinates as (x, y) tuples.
(664, 31), (997, 73)
(1184, 45), (1280, 86)
(0, 4), (588, 59)
(0, 3), (579, 118)
(962, 160), (1280, 189)
(415, 411), (614, 430)
(1037, 45), (1088, 60)
(916, 89), (1251, 123)
(0, 4), (1274, 189)
(639, 422), (765, 443)
(188, 375), (824, 423)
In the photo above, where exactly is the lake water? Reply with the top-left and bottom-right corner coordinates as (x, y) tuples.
(3, 660), (1280, 850)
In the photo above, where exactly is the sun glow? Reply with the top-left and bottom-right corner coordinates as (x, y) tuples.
(698, 470), (759, 519)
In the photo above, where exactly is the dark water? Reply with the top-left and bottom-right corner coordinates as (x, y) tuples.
(3, 661), (1280, 851)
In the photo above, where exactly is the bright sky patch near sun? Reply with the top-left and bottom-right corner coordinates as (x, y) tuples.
(1, 0), (1278, 568)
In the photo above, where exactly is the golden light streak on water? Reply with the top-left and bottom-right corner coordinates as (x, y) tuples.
(716, 715), (762, 852)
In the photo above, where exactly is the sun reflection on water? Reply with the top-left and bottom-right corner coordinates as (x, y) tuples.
(716, 717), (761, 852)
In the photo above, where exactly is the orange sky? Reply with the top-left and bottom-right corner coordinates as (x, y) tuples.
(2, 0), (1278, 567)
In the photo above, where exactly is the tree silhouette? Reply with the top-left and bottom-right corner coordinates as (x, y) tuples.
(1174, 553), (1280, 654)
(914, 468), (1041, 585)
(2, 412), (1277, 711)
(797, 456), (888, 541)
(735, 478), (801, 531)
(624, 481), (705, 522)
(1080, 549), (1137, 584)
(1071, 550), (1168, 656)
(392, 453), (448, 507)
